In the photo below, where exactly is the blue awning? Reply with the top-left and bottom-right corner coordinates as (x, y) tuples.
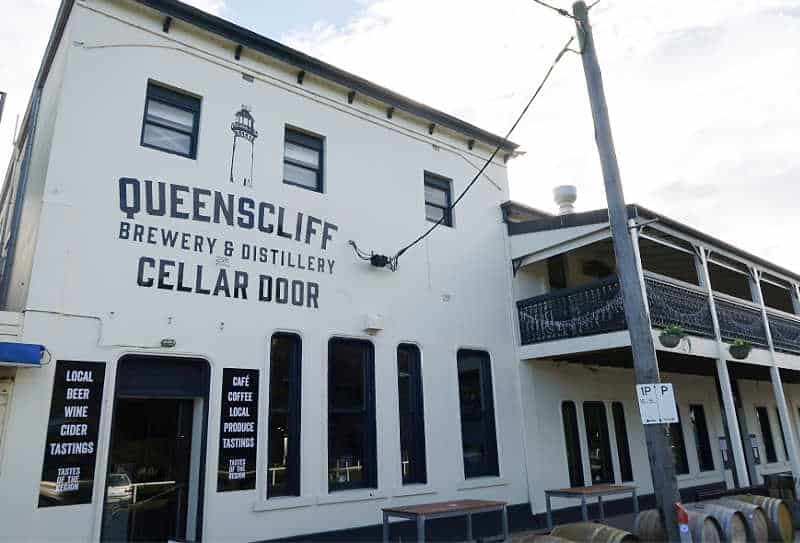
(0, 342), (44, 366)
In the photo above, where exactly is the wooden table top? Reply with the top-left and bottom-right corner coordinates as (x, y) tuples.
(545, 484), (636, 497)
(383, 499), (507, 516)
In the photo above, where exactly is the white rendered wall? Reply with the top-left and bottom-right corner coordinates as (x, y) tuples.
(0, 1), (528, 541)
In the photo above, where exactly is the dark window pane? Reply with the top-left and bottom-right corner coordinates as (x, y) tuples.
(756, 406), (777, 463)
(146, 99), (194, 132)
(328, 339), (376, 491)
(611, 402), (633, 482)
(689, 405), (715, 472)
(283, 129), (323, 192)
(424, 185), (448, 207)
(775, 407), (789, 460)
(329, 343), (365, 410)
(548, 254), (568, 290)
(283, 162), (319, 190)
(267, 333), (301, 497)
(668, 412), (690, 475)
(583, 402), (614, 484)
(142, 124), (192, 155)
(708, 262), (752, 301)
(762, 282), (795, 314)
(284, 141), (320, 168)
(141, 84), (199, 159)
(457, 350), (498, 478)
(328, 413), (366, 488)
(425, 204), (446, 223)
(398, 345), (426, 485)
(424, 173), (452, 227)
(562, 401), (584, 487)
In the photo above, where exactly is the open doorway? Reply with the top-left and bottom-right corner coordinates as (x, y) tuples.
(101, 356), (209, 542)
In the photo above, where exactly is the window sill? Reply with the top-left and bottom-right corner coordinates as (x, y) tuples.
(391, 485), (437, 498)
(253, 496), (315, 512)
(317, 488), (388, 505)
(457, 477), (509, 491)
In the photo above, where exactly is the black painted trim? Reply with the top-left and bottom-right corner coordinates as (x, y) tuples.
(133, 0), (517, 152)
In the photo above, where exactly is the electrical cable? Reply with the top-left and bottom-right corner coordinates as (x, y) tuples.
(389, 35), (574, 268)
(531, 0), (578, 20)
(348, 35), (575, 271)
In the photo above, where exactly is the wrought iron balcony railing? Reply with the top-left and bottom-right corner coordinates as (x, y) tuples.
(517, 272), (800, 356)
(767, 312), (800, 354)
(518, 274), (713, 346)
(714, 297), (768, 347)
(516, 276), (626, 345)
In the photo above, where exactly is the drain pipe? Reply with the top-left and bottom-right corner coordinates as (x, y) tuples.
(0, 87), (43, 307)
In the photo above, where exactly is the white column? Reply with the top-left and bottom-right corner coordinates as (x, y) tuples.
(698, 247), (750, 487)
(752, 269), (800, 498)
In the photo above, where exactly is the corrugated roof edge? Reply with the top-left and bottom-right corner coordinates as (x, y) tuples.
(135, 0), (519, 152)
(508, 203), (800, 284)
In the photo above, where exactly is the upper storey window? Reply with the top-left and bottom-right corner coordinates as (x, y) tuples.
(284, 128), (324, 192)
(424, 172), (453, 227)
(141, 83), (201, 159)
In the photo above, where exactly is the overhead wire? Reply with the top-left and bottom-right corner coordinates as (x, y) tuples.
(348, 34), (576, 272)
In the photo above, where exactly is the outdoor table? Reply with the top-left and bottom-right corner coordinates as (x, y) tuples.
(382, 499), (509, 542)
(544, 484), (638, 530)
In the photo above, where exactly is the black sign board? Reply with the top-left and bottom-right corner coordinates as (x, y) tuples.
(217, 368), (259, 491)
(39, 360), (105, 507)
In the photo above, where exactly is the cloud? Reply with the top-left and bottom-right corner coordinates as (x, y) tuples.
(284, 0), (800, 272)
(183, 0), (226, 16)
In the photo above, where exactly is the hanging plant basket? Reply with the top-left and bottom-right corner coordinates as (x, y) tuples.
(729, 341), (752, 360)
(659, 333), (682, 349)
(659, 325), (686, 349)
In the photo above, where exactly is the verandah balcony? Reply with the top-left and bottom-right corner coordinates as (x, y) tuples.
(517, 273), (800, 355)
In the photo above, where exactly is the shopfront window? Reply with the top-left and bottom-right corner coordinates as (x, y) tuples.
(756, 406), (778, 463)
(583, 402), (613, 484)
(668, 410), (690, 474)
(689, 404), (715, 472)
(267, 333), (301, 497)
(328, 338), (376, 491)
(397, 344), (427, 485)
(457, 350), (499, 478)
(562, 401), (584, 487)
(611, 402), (633, 482)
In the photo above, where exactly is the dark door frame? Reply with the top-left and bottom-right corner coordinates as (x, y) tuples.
(100, 355), (210, 542)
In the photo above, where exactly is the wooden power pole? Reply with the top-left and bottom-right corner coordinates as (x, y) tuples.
(572, 2), (682, 540)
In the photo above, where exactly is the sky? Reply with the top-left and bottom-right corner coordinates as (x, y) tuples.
(2, 0), (800, 272)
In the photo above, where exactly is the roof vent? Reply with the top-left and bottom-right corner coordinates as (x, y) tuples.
(553, 185), (577, 215)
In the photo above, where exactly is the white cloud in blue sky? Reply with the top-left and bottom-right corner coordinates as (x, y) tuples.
(2, 0), (800, 272)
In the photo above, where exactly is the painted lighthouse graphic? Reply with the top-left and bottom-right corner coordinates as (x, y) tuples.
(229, 106), (258, 187)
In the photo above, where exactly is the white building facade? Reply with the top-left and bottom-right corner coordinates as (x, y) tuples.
(2, 1), (800, 542)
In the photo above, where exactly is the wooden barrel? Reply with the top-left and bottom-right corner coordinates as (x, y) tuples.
(687, 503), (748, 543)
(731, 495), (794, 543)
(635, 509), (722, 542)
(713, 499), (769, 543)
(551, 521), (637, 543)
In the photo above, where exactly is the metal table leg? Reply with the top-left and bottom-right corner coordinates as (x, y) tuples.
(466, 513), (473, 542)
(581, 496), (588, 521)
(383, 512), (389, 542)
(417, 514), (425, 543)
(598, 496), (605, 521)
(632, 488), (639, 514)
(502, 505), (510, 541)
(546, 493), (553, 530)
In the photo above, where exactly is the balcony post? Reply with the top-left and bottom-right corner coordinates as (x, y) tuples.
(792, 285), (800, 315)
(698, 246), (750, 488)
(751, 268), (800, 498)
